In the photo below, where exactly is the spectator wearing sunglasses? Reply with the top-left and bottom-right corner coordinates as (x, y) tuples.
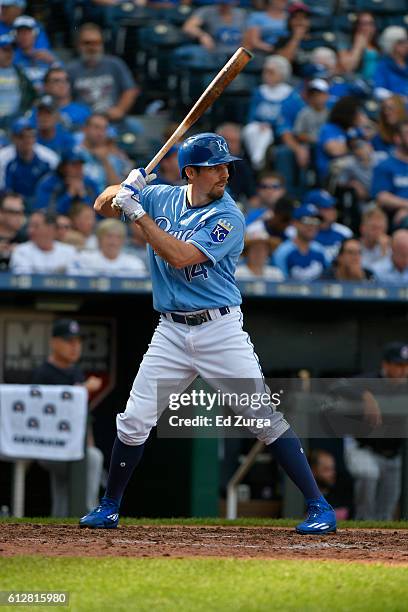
(272, 203), (328, 280)
(320, 238), (374, 281)
(245, 171), (286, 225)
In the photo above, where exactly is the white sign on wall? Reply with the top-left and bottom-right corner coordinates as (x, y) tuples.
(0, 385), (88, 461)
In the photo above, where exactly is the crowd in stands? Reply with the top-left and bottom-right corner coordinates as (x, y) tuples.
(0, 0), (407, 282)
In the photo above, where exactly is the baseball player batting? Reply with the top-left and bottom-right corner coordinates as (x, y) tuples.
(79, 133), (336, 535)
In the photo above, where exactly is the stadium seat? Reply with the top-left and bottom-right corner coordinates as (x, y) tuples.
(309, 15), (332, 32)
(304, 0), (336, 17)
(354, 0), (407, 13)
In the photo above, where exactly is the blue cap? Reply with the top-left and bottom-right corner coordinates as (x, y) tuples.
(2, 0), (26, 7)
(11, 116), (35, 135)
(0, 33), (14, 48)
(60, 150), (86, 164)
(304, 189), (336, 208)
(293, 203), (321, 221)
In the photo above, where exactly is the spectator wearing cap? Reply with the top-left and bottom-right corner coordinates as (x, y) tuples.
(373, 26), (408, 101)
(293, 79), (329, 146)
(9, 210), (76, 274)
(371, 121), (408, 220)
(338, 12), (380, 81)
(236, 229), (284, 280)
(0, 117), (58, 205)
(370, 229), (408, 284)
(31, 95), (75, 156)
(316, 96), (365, 182)
(68, 219), (146, 277)
(66, 23), (139, 126)
(320, 238), (374, 281)
(244, 0), (288, 55)
(0, 0), (50, 48)
(344, 341), (408, 520)
(152, 146), (184, 187)
(12, 15), (58, 92)
(0, 32), (35, 127)
(242, 55), (305, 170)
(272, 203), (328, 280)
(76, 113), (131, 193)
(43, 67), (91, 131)
(33, 150), (99, 215)
(306, 189), (352, 262)
(359, 207), (390, 270)
(245, 171), (286, 225)
(216, 122), (257, 207)
(274, 2), (312, 77)
(0, 192), (26, 270)
(181, 0), (247, 59)
(32, 318), (104, 517)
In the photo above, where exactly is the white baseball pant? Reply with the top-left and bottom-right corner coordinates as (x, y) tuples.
(117, 307), (290, 446)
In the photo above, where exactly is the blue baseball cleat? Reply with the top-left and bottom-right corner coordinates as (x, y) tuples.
(79, 497), (120, 529)
(296, 498), (337, 535)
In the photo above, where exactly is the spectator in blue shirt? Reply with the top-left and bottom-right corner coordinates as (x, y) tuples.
(76, 113), (130, 193)
(374, 26), (408, 101)
(272, 203), (328, 280)
(0, 0), (50, 48)
(316, 96), (364, 182)
(0, 117), (59, 207)
(32, 95), (75, 156)
(304, 189), (352, 262)
(371, 121), (408, 221)
(12, 15), (58, 92)
(33, 150), (99, 215)
(242, 55), (305, 169)
(182, 0), (247, 57)
(244, 0), (288, 54)
(43, 67), (91, 131)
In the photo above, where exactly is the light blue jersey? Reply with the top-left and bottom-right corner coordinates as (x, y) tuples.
(140, 184), (245, 312)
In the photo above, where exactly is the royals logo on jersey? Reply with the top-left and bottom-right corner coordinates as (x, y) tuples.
(210, 219), (233, 243)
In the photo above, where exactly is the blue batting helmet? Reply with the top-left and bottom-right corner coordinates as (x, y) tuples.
(178, 132), (241, 178)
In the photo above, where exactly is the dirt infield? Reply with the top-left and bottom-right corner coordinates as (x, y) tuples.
(1, 524), (408, 564)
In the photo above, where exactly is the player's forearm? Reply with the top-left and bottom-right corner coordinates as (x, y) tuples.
(136, 215), (206, 268)
(94, 184), (122, 218)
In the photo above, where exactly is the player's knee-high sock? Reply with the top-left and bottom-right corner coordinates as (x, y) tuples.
(269, 428), (322, 501)
(104, 436), (145, 505)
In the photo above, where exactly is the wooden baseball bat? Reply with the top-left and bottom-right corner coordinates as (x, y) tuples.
(111, 47), (253, 210)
